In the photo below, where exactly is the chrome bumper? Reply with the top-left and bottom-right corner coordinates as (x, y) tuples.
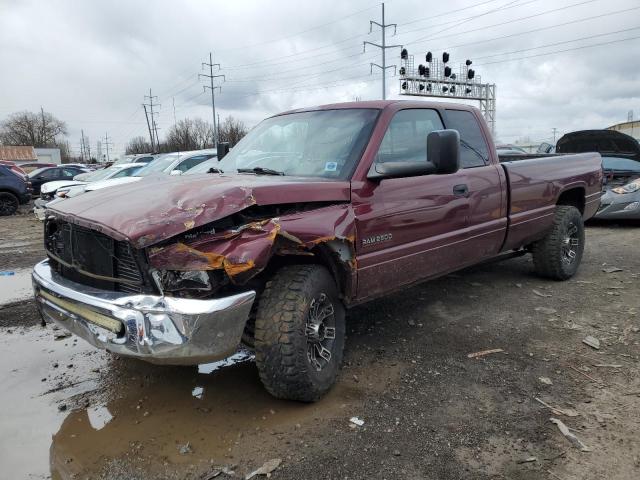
(32, 260), (256, 365)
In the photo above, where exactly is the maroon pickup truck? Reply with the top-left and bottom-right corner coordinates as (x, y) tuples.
(33, 101), (602, 401)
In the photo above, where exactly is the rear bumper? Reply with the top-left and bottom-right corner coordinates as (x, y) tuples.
(32, 260), (256, 365)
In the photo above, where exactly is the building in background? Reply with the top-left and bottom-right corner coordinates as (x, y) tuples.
(34, 147), (61, 164)
(608, 120), (640, 141)
(0, 145), (37, 163)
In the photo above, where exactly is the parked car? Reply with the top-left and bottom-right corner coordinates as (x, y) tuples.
(0, 160), (27, 178)
(34, 163), (144, 220)
(27, 166), (90, 195)
(112, 154), (157, 166)
(18, 162), (56, 174)
(495, 144), (527, 155)
(33, 100), (602, 401)
(0, 164), (32, 215)
(58, 150), (218, 200)
(557, 129), (640, 219)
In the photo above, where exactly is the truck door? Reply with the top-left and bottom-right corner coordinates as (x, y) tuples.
(443, 109), (507, 262)
(353, 108), (471, 301)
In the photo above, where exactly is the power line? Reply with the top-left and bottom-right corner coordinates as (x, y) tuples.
(475, 33), (640, 66)
(433, 5), (640, 53)
(471, 25), (640, 61)
(216, 3), (379, 53)
(404, 0), (599, 48)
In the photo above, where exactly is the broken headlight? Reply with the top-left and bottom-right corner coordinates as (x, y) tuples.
(158, 270), (212, 293)
(612, 180), (640, 194)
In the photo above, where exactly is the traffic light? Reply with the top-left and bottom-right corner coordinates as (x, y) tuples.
(467, 69), (475, 80)
(426, 51), (433, 62)
(401, 49), (408, 59)
(442, 52), (449, 63)
(399, 67), (405, 75)
(444, 66), (452, 77)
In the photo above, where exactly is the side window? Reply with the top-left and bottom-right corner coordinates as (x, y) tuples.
(445, 110), (489, 168)
(376, 109), (444, 164)
(112, 167), (136, 178)
(62, 168), (78, 178)
(177, 155), (211, 172)
(39, 169), (57, 179)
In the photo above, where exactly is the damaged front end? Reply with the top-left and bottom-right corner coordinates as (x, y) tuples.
(147, 202), (358, 300)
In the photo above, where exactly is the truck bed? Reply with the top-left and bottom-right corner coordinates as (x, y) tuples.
(499, 152), (603, 252)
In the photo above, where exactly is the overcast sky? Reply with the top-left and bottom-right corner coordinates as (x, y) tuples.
(1, 0), (639, 157)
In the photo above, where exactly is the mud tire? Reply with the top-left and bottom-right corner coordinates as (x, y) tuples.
(531, 205), (584, 280)
(0, 192), (19, 216)
(254, 264), (345, 402)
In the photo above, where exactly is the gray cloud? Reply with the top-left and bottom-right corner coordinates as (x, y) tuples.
(1, 0), (638, 155)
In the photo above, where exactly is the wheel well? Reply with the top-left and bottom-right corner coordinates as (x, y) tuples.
(557, 187), (585, 215)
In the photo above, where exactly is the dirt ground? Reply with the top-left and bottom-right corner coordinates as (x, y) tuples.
(0, 212), (638, 480)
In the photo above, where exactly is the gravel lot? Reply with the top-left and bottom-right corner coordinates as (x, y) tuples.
(0, 212), (638, 480)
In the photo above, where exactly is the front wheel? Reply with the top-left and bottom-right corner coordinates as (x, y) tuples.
(0, 192), (19, 216)
(254, 264), (345, 402)
(531, 205), (585, 280)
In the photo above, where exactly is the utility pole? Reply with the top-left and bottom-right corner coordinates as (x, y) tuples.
(80, 129), (87, 163)
(173, 97), (177, 125)
(200, 52), (225, 146)
(364, 3), (401, 100)
(103, 132), (113, 163)
(143, 105), (154, 151)
(40, 106), (47, 145)
(143, 89), (160, 152)
(552, 127), (558, 143)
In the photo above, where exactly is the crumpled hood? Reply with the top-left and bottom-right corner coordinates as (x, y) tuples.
(48, 173), (351, 248)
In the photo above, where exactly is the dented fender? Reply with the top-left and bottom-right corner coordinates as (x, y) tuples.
(147, 204), (357, 291)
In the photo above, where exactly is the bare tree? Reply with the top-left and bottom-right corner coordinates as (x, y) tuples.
(125, 136), (153, 155)
(0, 110), (67, 147)
(164, 118), (212, 152)
(218, 116), (248, 146)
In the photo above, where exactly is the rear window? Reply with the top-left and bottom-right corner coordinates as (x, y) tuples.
(445, 110), (490, 168)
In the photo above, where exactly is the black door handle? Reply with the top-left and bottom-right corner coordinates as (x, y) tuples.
(453, 184), (470, 197)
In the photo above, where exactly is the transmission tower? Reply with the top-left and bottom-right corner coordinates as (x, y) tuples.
(200, 52), (225, 146)
(363, 3), (402, 100)
(103, 132), (113, 162)
(143, 89), (160, 151)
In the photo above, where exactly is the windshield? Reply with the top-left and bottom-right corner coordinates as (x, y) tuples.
(83, 167), (120, 182)
(217, 109), (379, 179)
(28, 167), (49, 178)
(602, 156), (640, 172)
(184, 158), (219, 175)
(134, 154), (179, 177)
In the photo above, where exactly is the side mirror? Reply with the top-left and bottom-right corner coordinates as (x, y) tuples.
(170, 169), (182, 176)
(427, 129), (460, 174)
(217, 142), (230, 160)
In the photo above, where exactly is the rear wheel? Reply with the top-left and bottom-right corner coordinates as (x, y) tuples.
(0, 192), (19, 216)
(254, 264), (345, 402)
(531, 205), (584, 280)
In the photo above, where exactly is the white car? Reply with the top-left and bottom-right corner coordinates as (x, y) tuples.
(34, 163), (143, 220)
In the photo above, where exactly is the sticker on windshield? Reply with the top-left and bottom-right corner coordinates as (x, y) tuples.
(324, 161), (338, 172)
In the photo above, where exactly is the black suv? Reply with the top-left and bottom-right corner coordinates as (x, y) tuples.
(0, 165), (32, 215)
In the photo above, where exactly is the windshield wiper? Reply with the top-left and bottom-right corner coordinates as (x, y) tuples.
(206, 167), (224, 174)
(237, 167), (285, 176)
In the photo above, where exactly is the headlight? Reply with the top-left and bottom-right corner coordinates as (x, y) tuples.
(55, 189), (70, 198)
(612, 180), (640, 194)
(623, 201), (640, 211)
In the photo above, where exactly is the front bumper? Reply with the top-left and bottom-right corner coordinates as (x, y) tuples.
(32, 260), (256, 365)
(594, 191), (640, 219)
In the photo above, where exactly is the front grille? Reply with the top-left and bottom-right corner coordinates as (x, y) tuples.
(45, 219), (147, 293)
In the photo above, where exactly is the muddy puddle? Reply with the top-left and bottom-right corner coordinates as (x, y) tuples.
(0, 268), (33, 306)
(0, 325), (374, 479)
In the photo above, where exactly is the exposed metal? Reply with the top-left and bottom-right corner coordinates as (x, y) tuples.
(398, 53), (497, 136)
(33, 260), (256, 365)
